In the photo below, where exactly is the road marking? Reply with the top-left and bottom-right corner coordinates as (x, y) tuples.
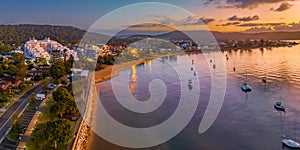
(0, 85), (42, 144)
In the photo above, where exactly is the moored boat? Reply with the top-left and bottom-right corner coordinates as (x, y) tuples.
(282, 139), (300, 149)
(241, 83), (252, 92)
(274, 102), (285, 111)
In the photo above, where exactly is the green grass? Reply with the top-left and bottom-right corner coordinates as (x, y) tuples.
(26, 106), (36, 111)
(4, 99), (16, 109)
(36, 96), (56, 124)
(7, 133), (19, 141)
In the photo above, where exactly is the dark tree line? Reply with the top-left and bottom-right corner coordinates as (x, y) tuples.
(0, 24), (86, 47)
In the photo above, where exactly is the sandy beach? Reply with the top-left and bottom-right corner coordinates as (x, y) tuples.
(94, 52), (184, 83)
(94, 59), (145, 83)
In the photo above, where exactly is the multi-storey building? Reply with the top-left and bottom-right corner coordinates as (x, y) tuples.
(24, 37), (76, 61)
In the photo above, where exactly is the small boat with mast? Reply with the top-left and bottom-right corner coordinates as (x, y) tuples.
(241, 72), (252, 92)
(274, 102), (285, 112)
(241, 83), (252, 92)
(274, 92), (285, 112)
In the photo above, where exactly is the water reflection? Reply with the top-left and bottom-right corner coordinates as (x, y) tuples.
(91, 42), (300, 150)
(129, 65), (137, 94)
(161, 55), (178, 64)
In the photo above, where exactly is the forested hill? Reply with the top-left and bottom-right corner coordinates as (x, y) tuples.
(1, 24), (299, 49)
(0, 24), (86, 46)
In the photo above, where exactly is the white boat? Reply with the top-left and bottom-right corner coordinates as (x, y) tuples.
(282, 139), (300, 149)
(274, 102), (285, 111)
(241, 83), (252, 92)
(241, 72), (252, 92)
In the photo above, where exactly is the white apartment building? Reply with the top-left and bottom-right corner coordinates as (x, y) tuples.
(24, 37), (77, 61)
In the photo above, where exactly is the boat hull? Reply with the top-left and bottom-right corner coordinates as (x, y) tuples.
(241, 87), (252, 92)
(282, 139), (300, 149)
(274, 105), (285, 111)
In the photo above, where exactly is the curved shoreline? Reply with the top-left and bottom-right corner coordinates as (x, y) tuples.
(94, 59), (146, 83)
(94, 52), (184, 83)
(85, 53), (183, 149)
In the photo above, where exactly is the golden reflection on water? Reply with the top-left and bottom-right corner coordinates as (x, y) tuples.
(129, 65), (137, 94)
(129, 60), (153, 94)
(148, 60), (152, 72)
(221, 44), (300, 111)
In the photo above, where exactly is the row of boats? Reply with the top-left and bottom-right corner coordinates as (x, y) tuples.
(235, 62), (299, 149)
(208, 54), (299, 149)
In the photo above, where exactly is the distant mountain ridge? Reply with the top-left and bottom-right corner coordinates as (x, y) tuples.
(212, 31), (300, 40)
(0, 25), (299, 48)
(149, 30), (300, 41)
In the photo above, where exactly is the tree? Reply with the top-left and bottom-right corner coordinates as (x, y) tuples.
(43, 80), (50, 92)
(49, 60), (66, 80)
(64, 98), (77, 115)
(30, 92), (37, 104)
(31, 119), (74, 149)
(50, 102), (66, 118)
(11, 120), (22, 133)
(0, 44), (11, 54)
(7, 64), (17, 75)
(51, 87), (78, 117)
(15, 64), (28, 81)
(12, 53), (23, 65)
(19, 83), (28, 92)
(12, 113), (19, 122)
(65, 54), (74, 74)
(34, 74), (43, 81)
(0, 64), (3, 75)
(53, 87), (72, 103)
(95, 56), (104, 71)
(0, 25), (86, 48)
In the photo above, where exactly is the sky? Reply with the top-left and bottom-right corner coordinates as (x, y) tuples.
(1, 0), (300, 32)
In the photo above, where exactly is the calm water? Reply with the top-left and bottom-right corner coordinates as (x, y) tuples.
(89, 43), (300, 150)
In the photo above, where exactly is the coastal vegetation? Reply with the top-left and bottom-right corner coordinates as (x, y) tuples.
(0, 24), (86, 48)
(26, 57), (79, 149)
(27, 86), (79, 150)
(30, 119), (74, 150)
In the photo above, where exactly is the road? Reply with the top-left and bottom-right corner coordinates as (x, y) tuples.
(0, 108), (37, 150)
(0, 83), (44, 144)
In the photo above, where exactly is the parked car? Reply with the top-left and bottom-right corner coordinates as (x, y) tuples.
(70, 117), (77, 121)
(36, 94), (45, 101)
(48, 84), (56, 89)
